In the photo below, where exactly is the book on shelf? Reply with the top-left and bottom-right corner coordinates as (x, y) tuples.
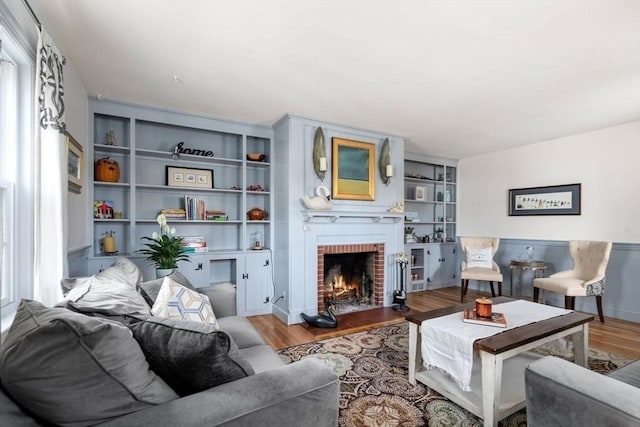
(206, 209), (228, 221)
(161, 208), (186, 220)
(180, 235), (206, 248)
(182, 246), (209, 253)
(462, 309), (507, 328)
(184, 195), (206, 220)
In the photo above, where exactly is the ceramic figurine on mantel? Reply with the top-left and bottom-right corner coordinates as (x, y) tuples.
(302, 185), (333, 210)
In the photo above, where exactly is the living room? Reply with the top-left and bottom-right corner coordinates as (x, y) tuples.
(2, 1), (640, 426)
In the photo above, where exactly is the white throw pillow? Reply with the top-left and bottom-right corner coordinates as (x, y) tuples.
(465, 246), (493, 269)
(152, 277), (219, 328)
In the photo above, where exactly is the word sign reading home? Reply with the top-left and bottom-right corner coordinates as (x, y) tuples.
(174, 141), (214, 157)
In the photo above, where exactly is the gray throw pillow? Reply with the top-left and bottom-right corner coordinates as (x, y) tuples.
(0, 300), (177, 427)
(123, 315), (255, 396)
(59, 257), (150, 316)
(137, 270), (194, 306)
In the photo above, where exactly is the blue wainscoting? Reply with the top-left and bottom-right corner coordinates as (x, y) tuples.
(459, 239), (640, 324)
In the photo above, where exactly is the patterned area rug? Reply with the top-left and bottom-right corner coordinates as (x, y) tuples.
(277, 322), (634, 427)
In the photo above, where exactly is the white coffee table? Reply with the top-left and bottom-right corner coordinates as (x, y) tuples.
(406, 297), (593, 427)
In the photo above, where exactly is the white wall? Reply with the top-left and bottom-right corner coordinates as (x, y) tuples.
(63, 65), (89, 251)
(458, 120), (640, 244)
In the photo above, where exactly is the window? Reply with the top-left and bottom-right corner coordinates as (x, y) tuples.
(0, 13), (36, 330)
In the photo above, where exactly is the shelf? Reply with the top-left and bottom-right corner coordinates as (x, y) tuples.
(134, 184), (242, 194)
(93, 218), (130, 223)
(246, 160), (271, 168)
(94, 144), (131, 154)
(135, 218), (243, 224)
(94, 181), (130, 187)
(301, 210), (403, 223)
(135, 148), (243, 166)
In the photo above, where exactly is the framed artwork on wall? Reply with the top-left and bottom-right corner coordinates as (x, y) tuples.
(508, 183), (581, 216)
(67, 132), (83, 194)
(166, 166), (214, 189)
(331, 137), (375, 200)
(415, 186), (426, 201)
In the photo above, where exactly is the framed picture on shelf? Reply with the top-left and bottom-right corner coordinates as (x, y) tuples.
(166, 166), (214, 189)
(508, 183), (581, 216)
(415, 186), (426, 201)
(66, 132), (83, 194)
(331, 137), (375, 200)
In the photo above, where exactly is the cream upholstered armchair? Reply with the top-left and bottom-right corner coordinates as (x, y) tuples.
(459, 237), (503, 302)
(533, 240), (612, 323)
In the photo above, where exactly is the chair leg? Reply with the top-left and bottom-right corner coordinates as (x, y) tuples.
(533, 287), (539, 303)
(565, 296), (575, 310)
(489, 281), (496, 297)
(460, 279), (466, 302)
(596, 296), (605, 323)
(497, 282), (503, 296)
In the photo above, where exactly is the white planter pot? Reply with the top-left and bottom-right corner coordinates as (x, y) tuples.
(156, 268), (174, 278)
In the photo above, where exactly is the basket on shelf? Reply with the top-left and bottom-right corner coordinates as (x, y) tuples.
(95, 157), (120, 182)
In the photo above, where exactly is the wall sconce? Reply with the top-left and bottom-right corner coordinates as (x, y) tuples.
(313, 126), (327, 181)
(379, 138), (392, 186)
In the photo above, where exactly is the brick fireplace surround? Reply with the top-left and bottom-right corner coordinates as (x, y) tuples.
(316, 243), (385, 314)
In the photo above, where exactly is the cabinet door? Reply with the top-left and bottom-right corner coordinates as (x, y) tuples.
(428, 244), (457, 286)
(177, 256), (210, 287)
(237, 252), (272, 316)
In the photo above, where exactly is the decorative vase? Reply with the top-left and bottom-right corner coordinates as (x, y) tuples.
(526, 246), (535, 262)
(247, 207), (267, 220)
(156, 268), (174, 278)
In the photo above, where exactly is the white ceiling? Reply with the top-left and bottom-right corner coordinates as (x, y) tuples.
(31, 0), (640, 159)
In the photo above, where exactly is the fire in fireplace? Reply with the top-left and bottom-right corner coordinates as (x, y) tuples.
(317, 243), (385, 315)
(323, 252), (374, 313)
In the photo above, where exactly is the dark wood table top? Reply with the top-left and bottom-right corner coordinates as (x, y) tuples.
(406, 297), (594, 355)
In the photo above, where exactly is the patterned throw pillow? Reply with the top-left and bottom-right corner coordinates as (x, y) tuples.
(465, 246), (493, 269)
(137, 270), (194, 306)
(151, 277), (219, 328)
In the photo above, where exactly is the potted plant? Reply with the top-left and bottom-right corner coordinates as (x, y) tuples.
(137, 214), (190, 277)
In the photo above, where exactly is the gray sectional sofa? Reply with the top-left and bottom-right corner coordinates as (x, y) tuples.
(0, 259), (339, 426)
(525, 356), (640, 426)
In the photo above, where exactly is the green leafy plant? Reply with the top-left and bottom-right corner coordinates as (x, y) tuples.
(137, 214), (190, 269)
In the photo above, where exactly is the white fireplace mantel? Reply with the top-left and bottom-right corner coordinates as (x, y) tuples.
(301, 210), (403, 223)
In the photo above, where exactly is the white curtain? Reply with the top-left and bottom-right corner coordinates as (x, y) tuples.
(33, 29), (67, 306)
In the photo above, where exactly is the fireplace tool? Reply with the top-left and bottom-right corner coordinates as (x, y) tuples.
(393, 253), (409, 312)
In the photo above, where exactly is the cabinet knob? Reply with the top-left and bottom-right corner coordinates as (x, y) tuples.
(242, 273), (249, 279)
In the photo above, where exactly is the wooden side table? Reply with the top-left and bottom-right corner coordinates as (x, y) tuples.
(509, 260), (547, 296)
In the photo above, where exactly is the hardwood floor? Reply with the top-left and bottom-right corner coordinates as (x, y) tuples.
(249, 286), (640, 359)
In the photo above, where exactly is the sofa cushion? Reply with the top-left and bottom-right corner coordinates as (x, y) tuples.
(608, 359), (640, 388)
(197, 282), (237, 318)
(137, 270), (194, 306)
(58, 257), (150, 316)
(238, 344), (286, 373)
(217, 316), (267, 349)
(151, 277), (218, 328)
(123, 315), (255, 396)
(0, 300), (177, 427)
